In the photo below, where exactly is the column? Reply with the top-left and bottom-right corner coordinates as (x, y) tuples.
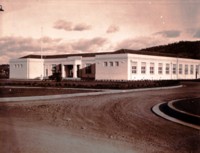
(61, 64), (65, 78)
(73, 64), (77, 78)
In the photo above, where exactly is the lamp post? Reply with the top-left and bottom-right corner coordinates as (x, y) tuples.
(40, 27), (44, 80)
(0, 5), (4, 11)
(0, 5), (4, 39)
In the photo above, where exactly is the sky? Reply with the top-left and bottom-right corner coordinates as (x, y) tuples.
(0, 0), (200, 64)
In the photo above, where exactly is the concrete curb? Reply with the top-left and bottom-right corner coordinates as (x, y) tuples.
(0, 85), (182, 102)
(168, 99), (200, 119)
(152, 102), (200, 130)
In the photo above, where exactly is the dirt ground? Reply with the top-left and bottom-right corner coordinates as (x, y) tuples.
(0, 87), (98, 97)
(0, 82), (200, 153)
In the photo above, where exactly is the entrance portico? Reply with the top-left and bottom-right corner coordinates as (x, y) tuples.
(61, 58), (82, 79)
(61, 64), (80, 78)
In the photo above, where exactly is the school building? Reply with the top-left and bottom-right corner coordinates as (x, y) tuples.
(9, 49), (200, 80)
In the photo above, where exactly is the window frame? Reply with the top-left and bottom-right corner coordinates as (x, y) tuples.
(196, 65), (199, 74)
(104, 62), (108, 67)
(179, 64), (182, 74)
(150, 62), (154, 74)
(141, 62), (146, 74)
(165, 63), (170, 74)
(185, 64), (188, 75)
(109, 61), (113, 67)
(190, 65), (194, 74)
(115, 61), (119, 66)
(158, 63), (163, 74)
(173, 64), (177, 75)
(131, 62), (137, 74)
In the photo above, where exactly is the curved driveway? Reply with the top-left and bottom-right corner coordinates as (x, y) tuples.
(0, 82), (199, 153)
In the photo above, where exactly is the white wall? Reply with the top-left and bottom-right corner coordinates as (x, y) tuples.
(95, 54), (128, 80)
(10, 59), (28, 79)
(28, 59), (44, 79)
(10, 58), (44, 79)
(10, 53), (200, 80)
(127, 54), (200, 80)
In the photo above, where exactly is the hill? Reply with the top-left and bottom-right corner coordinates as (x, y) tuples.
(140, 41), (200, 59)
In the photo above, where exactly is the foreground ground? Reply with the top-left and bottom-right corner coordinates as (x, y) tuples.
(0, 82), (200, 153)
(0, 87), (98, 97)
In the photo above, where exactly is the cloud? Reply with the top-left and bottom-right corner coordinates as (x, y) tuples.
(193, 29), (200, 38)
(0, 37), (40, 53)
(0, 36), (63, 64)
(53, 20), (73, 31)
(185, 28), (200, 38)
(74, 23), (91, 31)
(54, 20), (91, 31)
(178, 0), (200, 27)
(0, 36), (109, 64)
(0, 36), (61, 54)
(115, 36), (170, 50)
(154, 30), (181, 38)
(106, 25), (119, 33)
(72, 37), (108, 52)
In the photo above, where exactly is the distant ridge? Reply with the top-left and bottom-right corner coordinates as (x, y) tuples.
(21, 41), (200, 60)
(140, 41), (200, 59)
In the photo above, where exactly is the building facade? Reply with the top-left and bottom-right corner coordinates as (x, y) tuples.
(10, 50), (200, 80)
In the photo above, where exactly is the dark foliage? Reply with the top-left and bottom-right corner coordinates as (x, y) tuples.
(0, 64), (9, 79)
(0, 79), (180, 90)
(140, 41), (200, 59)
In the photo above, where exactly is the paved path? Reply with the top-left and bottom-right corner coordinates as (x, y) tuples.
(0, 85), (182, 102)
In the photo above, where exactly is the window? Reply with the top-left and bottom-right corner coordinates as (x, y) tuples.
(52, 64), (57, 73)
(109, 62), (113, 66)
(196, 65), (199, 74)
(150, 63), (154, 74)
(115, 61), (119, 66)
(141, 62), (146, 74)
(85, 64), (92, 74)
(173, 64), (177, 74)
(190, 65), (194, 74)
(46, 69), (48, 76)
(131, 62), (137, 74)
(166, 63), (170, 74)
(15, 64), (21, 68)
(179, 64), (182, 74)
(158, 63), (163, 74)
(104, 62), (107, 67)
(185, 64), (188, 75)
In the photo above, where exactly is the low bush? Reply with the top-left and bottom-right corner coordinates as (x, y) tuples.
(0, 79), (180, 89)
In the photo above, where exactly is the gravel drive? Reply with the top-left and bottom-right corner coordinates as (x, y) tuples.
(0, 82), (199, 153)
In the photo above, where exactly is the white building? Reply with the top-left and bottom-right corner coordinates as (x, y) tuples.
(9, 49), (200, 80)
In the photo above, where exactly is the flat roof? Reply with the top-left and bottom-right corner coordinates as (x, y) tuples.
(20, 49), (198, 60)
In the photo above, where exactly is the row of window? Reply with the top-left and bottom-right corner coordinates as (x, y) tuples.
(104, 61), (119, 67)
(131, 62), (199, 75)
(14, 64), (23, 68)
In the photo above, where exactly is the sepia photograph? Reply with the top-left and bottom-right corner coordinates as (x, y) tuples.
(0, 0), (199, 153)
